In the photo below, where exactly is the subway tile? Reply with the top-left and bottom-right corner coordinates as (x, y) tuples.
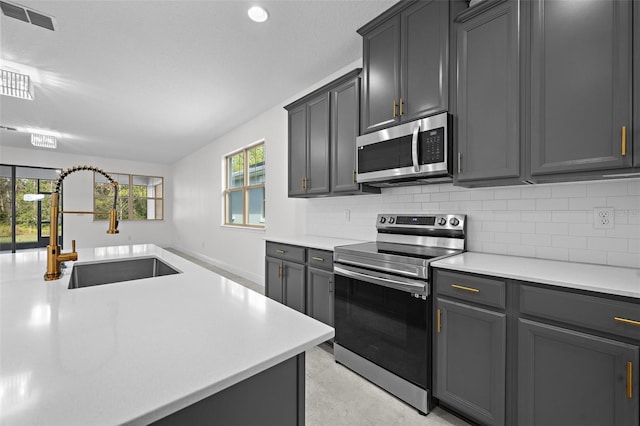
(450, 191), (471, 201)
(552, 235), (587, 249)
(551, 183), (587, 198)
(458, 200), (483, 211)
(507, 244), (536, 258)
(482, 242), (508, 255)
(431, 192), (450, 202)
(521, 211), (552, 222)
(536, 198), (569, 210)
(495, 232), (521, 244)
(482, 200), (508, 210)
(628, 179), (640, 195)
(494, 211), (521, 222)
(606, 224), (640, 239)
(420, 185), (441, 193)
(535, 222), (569, 235)
(606, 252), (640, 268)
(413, 193), (431, 203)
(587, 181), (628, 197)
(568, 197), (607, 210)
(508, 222), (536, 234)
(439, 201), (461, 211)
(628, 239), (640, 253)
(507, 199), (536, 211)
(568, 223), (607, 237)
(569, 249), (607, 265)
(469, 189), (495, 200)
(535, 246), (569, 261)
(493, 188), (521, 200)
(520, 233), (552, 246)
(483, 222), (508, 232)
(587, 236), (628, 252)
(606, 196), (640, 210)
(552, 211), (588, 223)
(521, 185), (552, 199)
(421, 202), (440, 211)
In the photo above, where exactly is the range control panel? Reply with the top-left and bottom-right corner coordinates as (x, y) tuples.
(376, 213), (465, 230)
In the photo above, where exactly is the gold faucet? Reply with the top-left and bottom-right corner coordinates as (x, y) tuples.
(45, 166), (119, 281)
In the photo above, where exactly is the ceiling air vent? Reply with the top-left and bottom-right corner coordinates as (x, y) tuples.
(0, 1), (55, 31)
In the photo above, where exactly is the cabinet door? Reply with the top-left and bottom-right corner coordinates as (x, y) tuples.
(435, 298), (506, 426)
(265, 256), (283, 303)
(635, 2), (639, 168)
(400, 0), (448, 122)
(283, 260), (306, 313)
(518, 319), (639, 426)
(331, 77), (360, 193)
(288, 104), (307, 196)
(306, 267), (334, 327)
(306, 93), (331, 195)
(455, 1), (520, 183)
(530, 0), (632, 176)
(361, 16), (401, 134)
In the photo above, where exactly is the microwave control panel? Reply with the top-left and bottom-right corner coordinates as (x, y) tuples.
(419, 127), (445, 164)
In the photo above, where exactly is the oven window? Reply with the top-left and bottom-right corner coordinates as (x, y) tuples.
(334, 274), (428, 388)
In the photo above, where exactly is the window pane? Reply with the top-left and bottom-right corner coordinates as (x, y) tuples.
(248, 144), (265, 185)
(133, 198), (148, 220)
(228, 152), (244, 189)
(39, 180), (54, 193)
(227, 191), (244, 224)
(248, 187), (265, 225)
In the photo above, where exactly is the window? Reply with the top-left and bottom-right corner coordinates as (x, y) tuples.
(224, 142), (265, 228)
(94, 173), (164, 221)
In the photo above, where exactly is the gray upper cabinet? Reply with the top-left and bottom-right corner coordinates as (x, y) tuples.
(455, 0), (523, 186)
(529, 0), (633, 177)
(331, 77), (361, 193)
(359, 0), (450, 135)
(287, 93), (330, 196)
(285, 69), (379, 198)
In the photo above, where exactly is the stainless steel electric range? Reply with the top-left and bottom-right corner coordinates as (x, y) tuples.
(333, 213), (466, 414)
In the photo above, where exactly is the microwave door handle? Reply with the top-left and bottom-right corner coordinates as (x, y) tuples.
(412, 122), (420, 172)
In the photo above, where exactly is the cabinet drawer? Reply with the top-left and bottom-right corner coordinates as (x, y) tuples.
(435, 270), (506, 309)
(520, 285), (640, 340)
(266, 242), (306, 264)
(307, 249), (333, 271)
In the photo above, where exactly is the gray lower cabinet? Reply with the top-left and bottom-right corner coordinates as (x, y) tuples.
(306, 249), (334, 327)
(518, 319), (639, 426)
(529, 0), (633, 178)
(434, 271), (506, 426)
(434, 267), (640, 425)
(265, 242), (306, 313)
(454, 0), (522, 186)
(266, 242), (335, 330)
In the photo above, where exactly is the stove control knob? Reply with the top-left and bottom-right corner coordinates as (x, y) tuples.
(379, 216), (387, 224)
(449, 217), (460, 227)
(437, 217), (447, 226)
(389, 217), (395, 224)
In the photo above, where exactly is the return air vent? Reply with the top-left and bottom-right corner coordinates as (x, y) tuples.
(0, 1), (55, 31)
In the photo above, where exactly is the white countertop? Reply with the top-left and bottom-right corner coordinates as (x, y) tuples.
(432, 252), (640, 299)
(266, 235), (365, 251)
(0, 244), (334, 426)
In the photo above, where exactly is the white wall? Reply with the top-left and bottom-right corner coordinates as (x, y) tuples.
(1, 146), (174, 249)
(306, 180), (640, 269)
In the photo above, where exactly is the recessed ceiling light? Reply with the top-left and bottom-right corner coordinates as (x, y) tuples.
(248, 6), (268, 23)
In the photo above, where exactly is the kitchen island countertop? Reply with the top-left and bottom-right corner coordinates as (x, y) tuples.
(432, 252), (640, 299)
(0, 244), (333, 426)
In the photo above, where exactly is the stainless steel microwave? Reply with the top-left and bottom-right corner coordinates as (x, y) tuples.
(356, 112), (451, 187)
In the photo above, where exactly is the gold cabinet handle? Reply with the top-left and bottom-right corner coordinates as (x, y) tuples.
(393, 100), (397, 118)
(276, 249), (286, 254)
(457, 152), (462, 174)
(437, 308), (441, 333)
(621, 126), (627, 156)
(399, 98), (404, 116)
(277, 264), (283, 279)
(615, 316), (640, 327)
(311, 256), (325, 262)
(627, 361), (633, 399)
(451, 284), (480, 293)
(353, 169), (357, 184)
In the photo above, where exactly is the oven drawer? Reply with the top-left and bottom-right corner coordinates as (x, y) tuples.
(308, 249), (333, 271)
(266, 242), (306, 264)
(435, 269), (506, 309)
(520, 284), (640, 340)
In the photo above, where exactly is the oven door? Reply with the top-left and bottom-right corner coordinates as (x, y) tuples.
(333, 264), (430, 389)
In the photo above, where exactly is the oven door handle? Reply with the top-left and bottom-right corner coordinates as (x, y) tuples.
(334, 265), (427, 296)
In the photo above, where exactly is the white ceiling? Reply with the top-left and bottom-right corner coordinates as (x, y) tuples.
(0, 0), (396, 164)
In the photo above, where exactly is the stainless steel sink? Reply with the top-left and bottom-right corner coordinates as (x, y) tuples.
(68, 256), (180, 289)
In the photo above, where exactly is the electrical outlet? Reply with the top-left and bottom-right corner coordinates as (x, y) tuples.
(593, 207), (614, 229)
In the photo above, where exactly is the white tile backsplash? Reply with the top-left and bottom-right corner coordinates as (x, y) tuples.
(305, 178), (640, 268)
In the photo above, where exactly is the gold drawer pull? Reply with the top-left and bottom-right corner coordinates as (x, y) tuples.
(276, 249), (286, 254)
(311, 256), (325, 262)
(621, 126), (627, 156)
(437, 308), (441, 333)
(615, 317), (640, 327)
(451, 284), (480, 293)
(627, 361), (633, 399)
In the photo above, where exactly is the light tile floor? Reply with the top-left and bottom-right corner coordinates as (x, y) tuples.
(167, 248), (472, 426)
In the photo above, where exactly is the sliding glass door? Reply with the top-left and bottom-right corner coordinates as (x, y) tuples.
(0, 165), (61, 252)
